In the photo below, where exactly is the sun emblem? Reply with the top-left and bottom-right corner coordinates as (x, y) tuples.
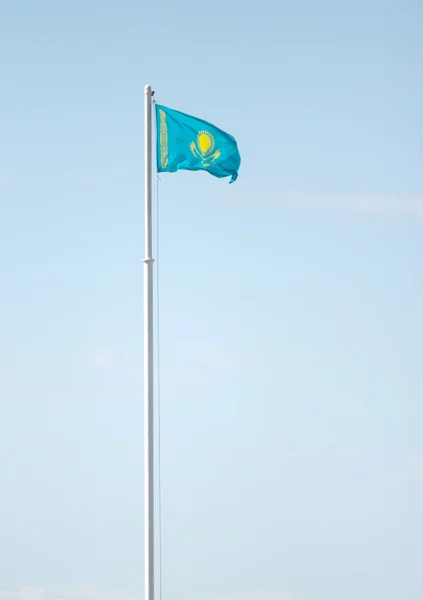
(190, 130), (221, 167)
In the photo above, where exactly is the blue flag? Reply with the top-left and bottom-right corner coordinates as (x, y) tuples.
(155, 104), (241, 183)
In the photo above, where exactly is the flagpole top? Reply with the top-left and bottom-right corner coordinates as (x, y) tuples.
(145, 84), (152, 95)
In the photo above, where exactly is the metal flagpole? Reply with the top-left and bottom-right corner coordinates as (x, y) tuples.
(143, 83), (154, 600)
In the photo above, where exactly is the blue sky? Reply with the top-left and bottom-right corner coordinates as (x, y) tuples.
(0, 1), (422, 600)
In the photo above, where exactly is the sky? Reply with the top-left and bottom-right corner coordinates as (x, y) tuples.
(0, 1), (422, 600)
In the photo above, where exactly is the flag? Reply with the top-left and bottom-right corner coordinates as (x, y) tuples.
(155, 104), (241, 183)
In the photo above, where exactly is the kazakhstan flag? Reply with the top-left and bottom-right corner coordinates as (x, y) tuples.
(155, 104), (241, 183)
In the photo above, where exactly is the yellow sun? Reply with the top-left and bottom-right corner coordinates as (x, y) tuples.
(197, 131), (215, 155)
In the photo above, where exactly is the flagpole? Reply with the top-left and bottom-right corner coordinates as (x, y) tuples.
(143, 83), (154, 600)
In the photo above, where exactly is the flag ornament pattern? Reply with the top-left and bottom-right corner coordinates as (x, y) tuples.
(155, 104), (240, 183)
(158, 107), (168, 170)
